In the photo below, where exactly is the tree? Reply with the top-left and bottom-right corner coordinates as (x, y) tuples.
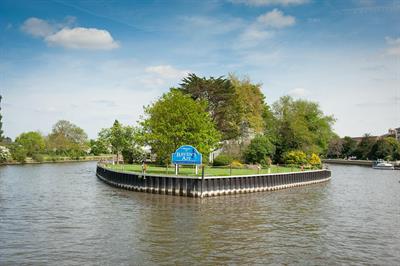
(244, 134), (275, 164)
(97, 121), (140, 163)
(369, 137), (400, 160)
(342, 136), (357, 158)
(0, 95), (4, 142)
(327, 136), (343, 158)
(88, 139), (109, 155)
(179, 74), (240, 140)
(141, 89), (221, 164)
(47, 120), (88, 156)
(230, 75), (268, 136)
(354, 134), (376, 160)
(15, 131), (45, 157)
(272, 96), (335, 160)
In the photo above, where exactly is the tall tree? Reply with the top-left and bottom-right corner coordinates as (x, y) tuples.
(141, 89), (221, 164)
(179, 73), (240, 140)
(342, 136), (357, 158)
(230, 74), (268, 136)
(47, 120), (88, 156)
(354, 134), (376, 160)
(272, 96), (335, 160)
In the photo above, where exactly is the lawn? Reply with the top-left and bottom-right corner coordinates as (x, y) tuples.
(105, 163), (302, 177)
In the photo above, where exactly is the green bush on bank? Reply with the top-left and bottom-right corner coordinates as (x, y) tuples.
(213, 154), (233, 166)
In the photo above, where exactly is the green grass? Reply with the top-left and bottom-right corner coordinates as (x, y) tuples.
(105, 163), (302, 177)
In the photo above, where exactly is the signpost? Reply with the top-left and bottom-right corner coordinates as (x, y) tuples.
(172, 145), (202, 175)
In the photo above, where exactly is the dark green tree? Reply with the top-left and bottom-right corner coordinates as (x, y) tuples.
(342, 136), (357, 158)
(244, 134), (275, 164)
(354, 134), (376, 160)
(141, 89), (221, 164)
(369, 137), (400, 160)
(179, 74), (240, 140)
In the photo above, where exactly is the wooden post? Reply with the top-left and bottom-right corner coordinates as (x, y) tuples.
(230, 164), (232, 176)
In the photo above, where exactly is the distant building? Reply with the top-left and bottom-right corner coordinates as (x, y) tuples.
(383, 127), (400, 141)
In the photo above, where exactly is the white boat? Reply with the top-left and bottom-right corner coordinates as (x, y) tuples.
(373, 160), (394, 170)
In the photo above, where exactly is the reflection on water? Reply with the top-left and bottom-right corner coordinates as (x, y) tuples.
(1, 162), (399, 264)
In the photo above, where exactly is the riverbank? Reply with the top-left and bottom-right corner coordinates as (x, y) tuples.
(323, 159), (400, 169)
(0, 155), (114, 166)
(97, 164), (331, 197)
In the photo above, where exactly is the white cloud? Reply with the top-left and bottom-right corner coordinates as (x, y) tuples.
(288, 88), (309, 97)
(181, 16), (243, 35)
(21, 17), (55, 37)
(257, 9), (296, 28)
(21, 17), (119, 50)
(45, 27), (119, 50)
(385, 37), (400, 56)
(145, 65), (190, 79)
(229, 0), (308, 6)
(238, 25), (274, 48)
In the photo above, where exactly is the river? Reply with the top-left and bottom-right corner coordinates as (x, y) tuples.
(0, 162), (399, 265)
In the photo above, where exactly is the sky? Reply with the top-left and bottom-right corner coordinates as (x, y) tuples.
(0, 0), (399, 139)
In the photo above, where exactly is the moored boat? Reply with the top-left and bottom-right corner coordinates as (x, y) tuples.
(373, 159), (394, 170)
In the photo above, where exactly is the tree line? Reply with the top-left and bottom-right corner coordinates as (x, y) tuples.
(2, 74), (397, 166)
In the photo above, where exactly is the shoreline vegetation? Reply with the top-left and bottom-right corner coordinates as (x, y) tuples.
(1, 74), (399, 168)
(0, 155), (114, 166)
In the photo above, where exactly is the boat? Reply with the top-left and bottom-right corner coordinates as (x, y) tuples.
(373, 159), (394, 170)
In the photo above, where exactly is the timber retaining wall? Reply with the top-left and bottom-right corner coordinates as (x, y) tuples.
(96, 165), (331, 197)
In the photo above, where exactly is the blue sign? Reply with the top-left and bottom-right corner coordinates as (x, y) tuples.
(172, 145), (202, 165)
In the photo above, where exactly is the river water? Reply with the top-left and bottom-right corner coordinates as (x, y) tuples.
(0, 162), (399, 265)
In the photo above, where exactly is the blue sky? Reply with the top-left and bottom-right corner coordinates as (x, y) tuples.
(1, 0), (399, 139)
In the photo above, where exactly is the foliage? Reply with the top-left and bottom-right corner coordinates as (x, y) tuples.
(121, 146), (147, 164)
(230, 160), (244, 168)
(308, 153), (321, 166)
(0, 145), (11, 163)
(368, 137), (400, 161)
(327, 136), (343, 158)
(88, 139), (109, 155)
(179, 73), (240, 140)
(0, 95), (3, 142)
(141, 90), (221, 164)
(272, 96), (335, 160)
(10, 144), (27, 163)
(213, 154), (233, 166)
(32, 153), (45, 162)
(230, 74), (268, 136)
(97, 120), (139, 163)
(243, 134), (275, 164)
(282, 150), (307, 165)
(15, 131), (45, 157)
(47, 120), (88, 156)
(354, 134), (376, 160)
(342, 136), (357, 158)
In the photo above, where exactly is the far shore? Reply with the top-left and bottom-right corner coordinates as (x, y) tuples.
(0, 155), (114, 166)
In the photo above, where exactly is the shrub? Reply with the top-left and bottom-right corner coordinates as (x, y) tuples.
(32, 153), (44, 163)
(213, 154), (233, 166)
(308, 153), (321, 166)
(0, 146), (11, 163)
(11, 145), (27, 163)
(230, 160), (243, 168)
(282, 150), (307, 165)
(244, 134), (275, 164)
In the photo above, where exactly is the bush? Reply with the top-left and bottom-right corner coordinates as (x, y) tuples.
(244, 134), (275, 164)
(122, 146), (147, 164)
(32, 153), (44, 163)
(0, 146), (11, 163)
(308, 153), (321, 166)
(11, 145), (27, 163)
(213, 154), (233, 166)
(282, 150), (307, 165)
(230, 160), (243, 168)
